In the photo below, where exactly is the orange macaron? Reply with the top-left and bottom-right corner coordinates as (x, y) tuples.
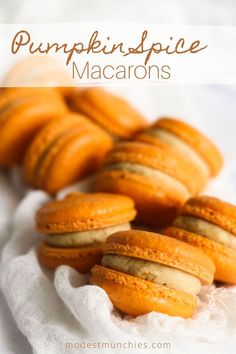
(136, 117), (223, 186)
(3, 55), (75, 100)
(70, 87), (148, 139)
(23, 113), (113, 194)
(36, 192), (136, 273)
(0, 87), (68, 167)
(164, 196), (236, 284)
(90, 230), (215, 317)
(93, 141), (206, 227)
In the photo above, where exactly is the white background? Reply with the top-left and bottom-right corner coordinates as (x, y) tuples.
(0, 1), (235, 353)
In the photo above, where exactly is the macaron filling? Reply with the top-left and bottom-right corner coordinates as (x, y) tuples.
(104, 162), (190, 198)
(102, 254), (201, 295)
(148, 128), (210, 177)
(174, 215), (236, 250)
(45, 223), (131, 247)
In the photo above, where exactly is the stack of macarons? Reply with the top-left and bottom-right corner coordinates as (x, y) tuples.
(36, 192), (136, 273)
(35, 191), (216, 318)
(93, 140), (209, 227)
(23, 113), (112, 194)
(90, 230), (215, 317)
(164, 196), (236, 284)
(1, 80), (231, 319)
(135, 117), (223, 188)
(70, 87), (148, 139)
(0, 86), (150, 193)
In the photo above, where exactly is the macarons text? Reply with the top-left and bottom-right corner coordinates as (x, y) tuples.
(11, 29), (208, 81)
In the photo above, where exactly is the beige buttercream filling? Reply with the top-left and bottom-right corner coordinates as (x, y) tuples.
(174, 215), (236, 250)
(105, 162), (190, 199)
(102, 254), (201, 295)
(45, 223), (131, 247)
(149, 128), (210, 178)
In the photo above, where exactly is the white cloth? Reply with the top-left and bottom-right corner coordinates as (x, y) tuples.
(1, 71), (236, 354)
(1, 188), (236, 354)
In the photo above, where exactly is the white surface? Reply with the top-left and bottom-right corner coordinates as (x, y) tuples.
(0, 1), (236, 353)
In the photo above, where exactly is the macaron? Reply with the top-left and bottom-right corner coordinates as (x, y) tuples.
(23, 113), (113, 194)
(164, 196), (236, 284)
(0, 88), (68, 167)
(93, 141), (205, 227)
(136, 117), (223, 184)
(90, 230), (215, 317)
(36, 192), (136, 273)
(70, 87), (148, 139)
(3, 55), (74, 100)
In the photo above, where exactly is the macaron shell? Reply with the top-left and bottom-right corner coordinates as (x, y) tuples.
(105, 142), (200, 195)
(134, 133), (207, 192)
(93, 169), (187, 227)
(35, 125), (111, 194)
(90, 265), (196, 317)
(71, 88), (148, 138)
(38, 242), (103, 273)
(0, 98), (67, 166)
(180, 196), (236, 236)
(23, 113), (105, 186)
(41, 130), (112, 194)
(0, 85), (74, 102)
(36, 192), (136, 233)
(105, 230), (215, 284)
(3, 56), (72, 89)
(153, 118), (223, 176)
(0, 90), (66, 132)
(0, 88), (64, 111)
(164, 226), (236, 284)
(23, 113), (113, 193)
